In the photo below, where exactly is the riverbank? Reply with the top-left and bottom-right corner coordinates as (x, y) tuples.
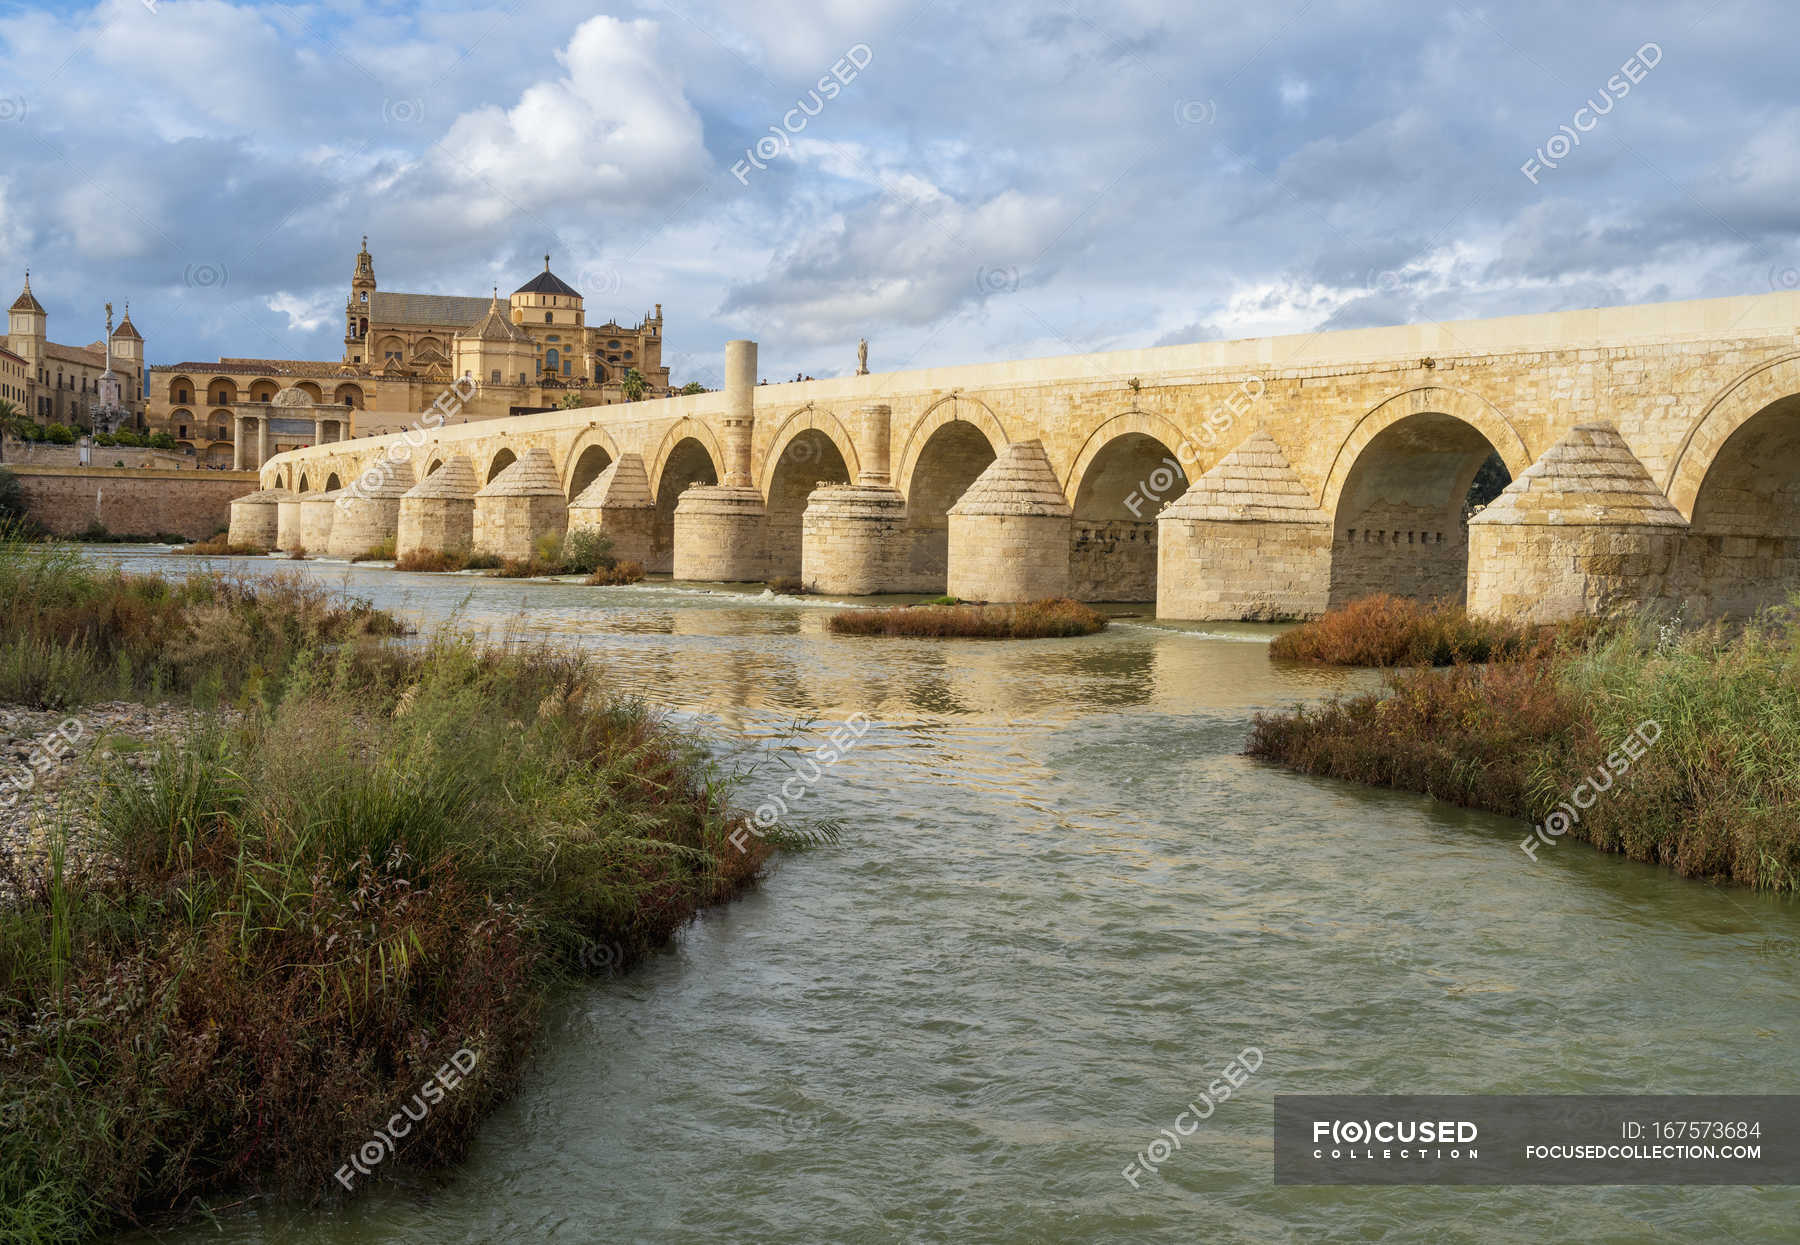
(1249, 606), (1800, 890)
(0, 536), (793, 1242)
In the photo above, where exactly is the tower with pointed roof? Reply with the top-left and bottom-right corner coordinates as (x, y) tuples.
(9, 272), (46, 377)
(345, 235), (376, 360)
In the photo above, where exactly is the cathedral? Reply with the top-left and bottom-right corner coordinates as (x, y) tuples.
(147, 240), (674, 465)
(341, 237), (668, 393)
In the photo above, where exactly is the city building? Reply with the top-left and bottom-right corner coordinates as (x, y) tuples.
(148, 240), (674, 467)
(4, 273), (147, 429)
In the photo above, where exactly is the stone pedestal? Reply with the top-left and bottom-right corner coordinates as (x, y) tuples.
(473, 447), (567, 562)
(328, 459), (414, 559)
(801, 403), (908, 594)
(398, 456), (479, 560)
(1158, 431), (1333, 620)
(567, 453), (656, 568)
(1467, 422), (1688, 623)
(227, 486), (293, 551)
(673, 339), (767, 582)
(673, 486), (768, 582)
(299, 490), (343, 555)
(276, 496), (305, 552)
(946, 439), (1072, 602)
(802, 485), (909, 594)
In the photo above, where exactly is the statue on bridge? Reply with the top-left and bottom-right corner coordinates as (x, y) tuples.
(857, 337), (869, 375)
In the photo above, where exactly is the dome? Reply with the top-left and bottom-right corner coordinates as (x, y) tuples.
(513, 255), (580, 299)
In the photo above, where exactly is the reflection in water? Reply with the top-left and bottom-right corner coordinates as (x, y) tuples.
(89, 549), (1800, 1245)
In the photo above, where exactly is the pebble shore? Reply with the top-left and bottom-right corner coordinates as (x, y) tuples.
(0, 701), (220, 888)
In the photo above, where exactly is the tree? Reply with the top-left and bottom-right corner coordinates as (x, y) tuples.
(558, 392), (584, 410)
(0, 399), (17, 461)
(677, 381), (706, 396)
(621, 368), (647, 402)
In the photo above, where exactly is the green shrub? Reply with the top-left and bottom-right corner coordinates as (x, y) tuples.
(561, 528), (615, 575)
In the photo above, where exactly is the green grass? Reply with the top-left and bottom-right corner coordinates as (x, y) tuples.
(1248, 607), (1800, 889)
(0, 531), (814, 1241)
(827, 598), (1109, 639)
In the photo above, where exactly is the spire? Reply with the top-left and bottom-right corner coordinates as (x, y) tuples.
(11, 270), (44, 315)
(112, 300), (143, 341)
(544, 253), (551, 272)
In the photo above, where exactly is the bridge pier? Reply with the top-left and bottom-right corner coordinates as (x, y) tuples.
(1157, 431), (1332, 620)
(227, 486), (293, 551)
(329, 459), (414, 559)
(802, 403), (909, 594)
(276, 493), (305, 552)
(1467, 423), (1688, 623)
(398, 455), (479, 561)
(473, 447), (567, 562)
(568, 453), (657, 568)
(674, 340), (769, 582)
(946, 439), (1072, 602)
(299, 490), (340, 556)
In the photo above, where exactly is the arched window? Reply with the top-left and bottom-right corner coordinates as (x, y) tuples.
(544, 312), (553, 324)
(545, 347), (560, 372)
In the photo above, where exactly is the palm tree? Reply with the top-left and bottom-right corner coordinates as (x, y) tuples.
(0, 399), (20, 461)
(621, 368), (647, 402)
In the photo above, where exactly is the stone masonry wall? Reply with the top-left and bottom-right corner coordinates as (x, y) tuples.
(11, 466), (258, 539)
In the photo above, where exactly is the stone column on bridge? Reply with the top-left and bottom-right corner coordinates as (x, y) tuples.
(1467, 422), (1687, 623)
(1156, 431), (1333, 620)
(397, 455), (479, 561)
(946, 439), (1073, 602)
(802, 402), (910, 594)
(674, 339), (770, 582)
(567, 453), (656, 569)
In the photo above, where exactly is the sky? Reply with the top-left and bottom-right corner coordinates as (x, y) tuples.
(0, 0), (1793, 388)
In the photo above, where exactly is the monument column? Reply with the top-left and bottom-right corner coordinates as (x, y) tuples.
(257, 415), (270, 469)
(673, 340), (770, 582)
(233, 417), (247, 471)
(801, 402), (910, 595)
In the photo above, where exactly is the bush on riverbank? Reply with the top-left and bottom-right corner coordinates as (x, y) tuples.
(1269, 594), (1605, 666)
(1248, 610), (1800, 890)
(587, 560), (645, 586)
(0, 528), (399, 710)
(828, 598), (1108, 639)
(0, 539), (807, 1242)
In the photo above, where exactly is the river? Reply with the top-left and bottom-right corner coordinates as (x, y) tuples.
(93, 549), (1799, 1244)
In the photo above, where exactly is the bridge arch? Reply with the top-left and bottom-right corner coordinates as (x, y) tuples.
(648, 418), (726, 502)
(762, 406), (856, 580)
(1665, 355), (1800, 616)
(649, 419), (724, 574)
(324, 472), (342, 492)
(897, 396), (1009, 592)
(564, 426), (622, 501)
(1066, 411), (1193, 601)
(485, 447), (517, 482)
(758, 405), (861, 497)
(1323, 387), (1529, 609)
(1665, 354), (1800, 517)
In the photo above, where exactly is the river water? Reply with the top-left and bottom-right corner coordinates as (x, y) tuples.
(95, 550), (1799, 1244)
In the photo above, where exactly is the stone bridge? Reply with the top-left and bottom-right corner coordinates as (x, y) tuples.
(234, 290), (1800, 622)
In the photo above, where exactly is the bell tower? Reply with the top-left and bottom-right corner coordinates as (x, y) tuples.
(345, 235), (375, 362)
